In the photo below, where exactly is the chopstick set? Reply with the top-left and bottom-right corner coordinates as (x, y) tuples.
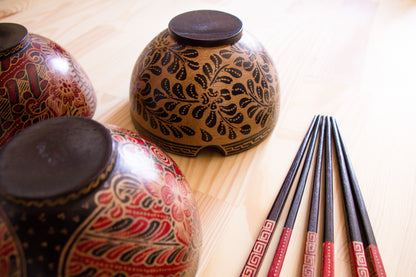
(240, 115), (386, 277)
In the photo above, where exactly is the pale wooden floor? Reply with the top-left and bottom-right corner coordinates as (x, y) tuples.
(3, 0), (416, 276)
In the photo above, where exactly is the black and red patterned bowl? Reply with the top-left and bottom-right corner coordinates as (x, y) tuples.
(0, 23), (96, 148)
(130, 10), (280, 157)
(0, 117), (201, 276)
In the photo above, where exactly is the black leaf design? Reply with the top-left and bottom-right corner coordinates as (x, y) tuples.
(149, 115), (158, 129)
(181, 49), (198, 58)
(253, 68), (261, 83)
(167, 114), (182, 123)
(142, 109), (148, 121)
(161, 78), (170, 94)
(224, 67), (242, 78)
(217, 121), (226, 135)
(266, 74), (274, 83)
(256, 86), (263, 101)
(215, 76), (232, 84)
(220, 104), (237, 116)
(206, 111), (217, 128)
(154, 89), (166, 102)
(151, 52), (161, 64)
(154, 107), (169, 118)
(192, 105), (207, 119)
(141, 73), (151, 82)
(186, 84), (198, 99)
(201, 129), (213, 142)
(168, 125), (183, 138)
(135, 101), (142, 114)
(187, 60), (199, 70)
(247, 105), (259, 118)
(143, 97), (156, 108)
(141, 82), (152, 96)
(210, 54), (222, 69)
(234, 57), (244, 67)
(243, 61), (254, 71)
(247, 79), (255, 94)
(161, 51), (171, 66)
(149, 66), (162, 75)
(232, 83), (246, 95)
(180, 126), (195, 136)
(264, 89), (270, 103)
(160, 123), (170, 135)
(261, 77), (268, 89)
(262, 64), (270, 73)
(255, 109), (265, 124)
(228, 127), (237, 140)
(220, 89), (231, 100)
(219, 49), (233, 59)
(240, 124), (251, 135)
(239, 97), (252, 108)
(167, 56), (180, 73)
(164, 101), (178, 111)
(203, 63), (213, 79)
(195, 74), (208, 89)
(172, 83), (186, 99)
(179, 104), (191, 115)
(228, 112), (244, 124)
(175, 67), (186, 80)
(171, 44), (185, 51)
(261, 111), (270, 127)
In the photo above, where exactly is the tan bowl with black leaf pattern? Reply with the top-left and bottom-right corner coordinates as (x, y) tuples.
(130, 10), (280, 157)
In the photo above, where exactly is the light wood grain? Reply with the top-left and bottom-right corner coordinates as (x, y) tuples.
(3, 0), (416, 276)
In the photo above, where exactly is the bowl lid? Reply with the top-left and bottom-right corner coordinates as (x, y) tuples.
(168, 10), (243, 47)
(0, 23), (29, 55)
(0, 117), (114, 202)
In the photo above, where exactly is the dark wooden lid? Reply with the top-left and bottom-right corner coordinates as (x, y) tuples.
(0, 22), (28, 53)
(0, 117), (113, 200)
(168, 10), (243, 47)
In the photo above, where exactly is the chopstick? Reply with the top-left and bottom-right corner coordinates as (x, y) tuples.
(333, 119), (387, 276)
(330, 117), (370, 276)
(267, 116), (322, 277)
(322, 116), (335, 277)
(300, 117), (325, 277)
(240, 116), (320, 277)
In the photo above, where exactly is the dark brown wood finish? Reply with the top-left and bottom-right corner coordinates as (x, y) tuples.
(168, 10), (243, 47)
(0, 23), (28, 53)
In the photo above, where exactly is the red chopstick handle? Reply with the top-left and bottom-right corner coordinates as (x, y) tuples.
(267, 227), (292, 277)
(240, 219), (276, 277)
(301, 231), (318, 277)
(322, 241), (335, 277)
(349, 241), (370, 277)
(366, 245), (387, 277)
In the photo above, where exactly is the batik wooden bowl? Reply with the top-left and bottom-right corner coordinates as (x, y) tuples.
(0, 117), (201, 276)
(0, 23), (96, 148)
(130, 10), (280, 157)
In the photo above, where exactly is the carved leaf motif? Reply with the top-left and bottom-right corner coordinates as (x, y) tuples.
(201, 129), (212, 142)
(150, 115), (158, 129)
(172, 83), (186, 99)
(179, 104), (191, 115)
(210, 54), (222, 69)
(161, 78), (170, 94)
(168, 125), (183, 138)
(143, 97), (156, 109)
(247, 105), (259, 118)
(203, 63), (213, 79)
(167, 114), (182, 123)
(217, 121), (226, 135)
(253, 68), (260, 83)
(256, 86), (264, 101)
(247, 79), (255, 94)
(180, 126), (195, 136)
(220, 89), (231, 100)
(149, 66), (162, 76)
(240, 124), (251, 135)
(181, 49), (198, 58)
(186, 84), (198, 99)
(141, 83), (152, 96)
(261, 112), (270, 128)
(161, 51), (171, 66)
(164, 101), (178, 111)
(187, 60), (199, 70)
(228, 127), (237, 140)
(154, 107), (169, 118)
(220, 104), (237, 116)
(154, 89), (166, 102)
(192, 105), (207, 119)
(243, 61), (254, 71)
(206, 111), (217, 128)
(219, 49), (233, 59)
(232, 83), (246, 95)
(195, 74), (208, 89)
(175, 67), (186, 81)
(215, 76), (232, 84)
(151, 52), (161, 64)
(167, 56), (180, 73)
(239, 97), (252, 108)
(224, 67), (242, 78)
(227, 112), (244, 124)
(255, 109), (265, 124)
(234, 57), (244, 67)
(160, 123), (170, 135)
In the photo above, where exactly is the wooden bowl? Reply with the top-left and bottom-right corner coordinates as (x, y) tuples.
(130, 10), (280, 156)
(0, 117), (201, 276)
(0, 23), (96, 148)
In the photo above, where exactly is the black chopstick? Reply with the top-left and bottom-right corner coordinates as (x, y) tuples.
(267, 116), (322, 277)
(240, 116), (319, 277)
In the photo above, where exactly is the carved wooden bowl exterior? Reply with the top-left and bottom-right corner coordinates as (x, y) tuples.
(130, 10), (280, 156)
(0, 117), (201, 277)
(0, 23), (96, 148)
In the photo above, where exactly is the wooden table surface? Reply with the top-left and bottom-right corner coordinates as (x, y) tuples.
(2, 0), (416, 276)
